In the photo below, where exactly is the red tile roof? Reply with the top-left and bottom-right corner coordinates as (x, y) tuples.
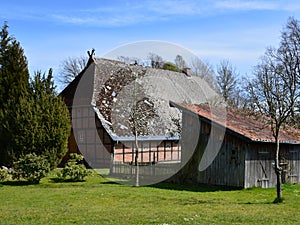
(177, 103), (300, 144)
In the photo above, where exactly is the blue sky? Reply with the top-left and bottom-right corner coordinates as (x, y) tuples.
(1, 0), (300, 84)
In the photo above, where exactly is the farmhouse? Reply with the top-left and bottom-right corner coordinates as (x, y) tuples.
(171, 102), (300, 188)
(60, 55), (218, 180)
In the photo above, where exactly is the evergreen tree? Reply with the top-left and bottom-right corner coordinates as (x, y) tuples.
(0, 22), (70, 168)
(28, 70), (70, 168)
(6, 70), (70, 168)
(0, 22), (30, 166)
(0, 22), (29, 106)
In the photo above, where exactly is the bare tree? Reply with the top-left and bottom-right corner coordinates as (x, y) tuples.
(128, 73), (157, 187)
(147, 53), (164, 69)
(276, 17), (300, 127)
(248, 17), (300, 202)
(216, 60), (240, 107)
(117, 56), (141, 65)
(175, 54), (186, 71)
(59, 56), (88, 85)
(117, 56), (131, 64)
(190, 57), (218, 90)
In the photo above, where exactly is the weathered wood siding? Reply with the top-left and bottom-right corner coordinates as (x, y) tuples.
(196, 129), (246, 187)
(169, 110), (244, 186)
(175, 104), (300, 188)
(245, 143), (300, 188)
(287, 146), (300, 184)
(172, 110), (246, 187)
(244, 143), (275, 188)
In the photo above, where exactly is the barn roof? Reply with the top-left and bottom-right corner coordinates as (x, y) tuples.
(62, 57), (219, 140)
(172, 102), (300, 144)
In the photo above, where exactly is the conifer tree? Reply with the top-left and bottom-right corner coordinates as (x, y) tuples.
(0, 22), (30, 166)
(28, 70), (70, 168)
(0, 22), (70, 168)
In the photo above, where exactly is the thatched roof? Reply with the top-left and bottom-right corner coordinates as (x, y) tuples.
(62, 57), (220, 140)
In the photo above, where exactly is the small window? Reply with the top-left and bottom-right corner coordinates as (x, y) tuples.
(79, 131), (85, 142)
(231, 148), (237, 160)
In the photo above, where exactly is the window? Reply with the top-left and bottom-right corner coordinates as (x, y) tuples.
(79, 131), (85, 142)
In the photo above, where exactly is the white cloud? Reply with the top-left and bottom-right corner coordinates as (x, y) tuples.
(145, 0), (201, 15)
(213, 0), (300, 11)
(50, 1), (300, 27)
(1, 0), (299, 28)
(51, 12), (158, 27)
(213, 0), (277, 11)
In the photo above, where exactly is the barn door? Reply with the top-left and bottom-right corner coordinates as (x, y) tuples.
(257, 151), (270, 188)
(280, 155), (289, 184)
(287, 150), (298, 184)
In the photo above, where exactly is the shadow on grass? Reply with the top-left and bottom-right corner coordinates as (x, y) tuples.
(1, 180), (40, 186)
(50, 177), (67, 183)
(239, 197), (285, 205)
(99, 180), (121, 185)
(50, 177), (88, 183)
(49, 174), (121, 185)
(98, 174), (242, 191)
(241, 201), (273, 205)
(149, 182), (242, 193)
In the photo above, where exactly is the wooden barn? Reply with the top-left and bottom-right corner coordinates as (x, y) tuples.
(170, 102), (300, 188)
(60, 55), (218, 179)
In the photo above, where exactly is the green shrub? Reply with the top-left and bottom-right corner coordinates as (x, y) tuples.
(0, 168), (8, 181)
(12, 153), (50, 184)
(162, 62), (180, 72)
(59, 153), (90, 182)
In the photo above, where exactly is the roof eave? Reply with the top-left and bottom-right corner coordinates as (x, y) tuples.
(170, 101), (300, 145)
(113, 135), (180, 142)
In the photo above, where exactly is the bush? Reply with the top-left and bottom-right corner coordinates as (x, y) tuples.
(162, 62), (180, 72)
(12, 153), (50, 184)
(0, 168), (8, 181)
(58, 153), (90, 182)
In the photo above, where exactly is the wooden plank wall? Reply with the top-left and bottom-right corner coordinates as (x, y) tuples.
(244, 143), (300, 188)
(287, 146), (300, 184)
(244, 143), (275, 188)
(172, 111), (245, 187)
(180, 110), (300, 188)
(197, 130), (246, 188)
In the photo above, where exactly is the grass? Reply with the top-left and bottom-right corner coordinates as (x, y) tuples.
(0, 171), (299, 225)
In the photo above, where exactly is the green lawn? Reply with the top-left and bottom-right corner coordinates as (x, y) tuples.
(0, 171), (299, 225)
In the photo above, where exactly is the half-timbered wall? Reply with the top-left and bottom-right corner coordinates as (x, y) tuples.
(113, 140), (181, 164)
(71, 106), (112, 168)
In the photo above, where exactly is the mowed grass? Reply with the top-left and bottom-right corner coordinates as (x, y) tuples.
(0, 171), (299, 225)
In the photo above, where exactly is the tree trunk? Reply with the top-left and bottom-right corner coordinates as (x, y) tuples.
(134, 131), (139, 187)
(275, 132), (282, 201)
